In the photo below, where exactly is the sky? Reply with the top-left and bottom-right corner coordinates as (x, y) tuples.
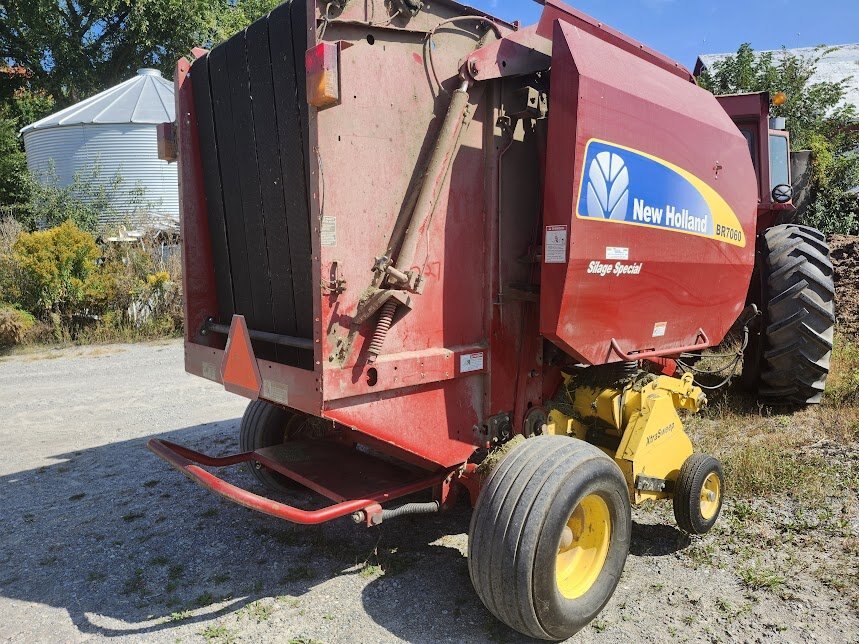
(467, 0), (859, 70)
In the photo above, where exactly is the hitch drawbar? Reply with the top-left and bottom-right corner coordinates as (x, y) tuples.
(147, 439), (449, 526)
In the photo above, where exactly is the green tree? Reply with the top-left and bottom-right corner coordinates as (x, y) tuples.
(0, 108), (28, 206)
(0, 0), (281, 109)
(698, 44), (859, 235)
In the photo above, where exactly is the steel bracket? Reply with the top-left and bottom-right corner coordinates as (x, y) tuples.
(352, 289), (412, 326)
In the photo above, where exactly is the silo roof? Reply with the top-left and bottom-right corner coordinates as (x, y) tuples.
(21, 68), (175, 134)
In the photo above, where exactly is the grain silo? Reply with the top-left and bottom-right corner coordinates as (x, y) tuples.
(21, 68), (178, 230)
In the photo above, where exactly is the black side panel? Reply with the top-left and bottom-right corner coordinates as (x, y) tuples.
(193, 1), (314, 369)
(247, 18), (300, 366)
(208, 45), (255, 319)
(270, 2), (314, 348)
(190, 55), (234, 326)
(225, 32), (278, 361)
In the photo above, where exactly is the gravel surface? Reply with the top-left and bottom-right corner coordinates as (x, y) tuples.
(0, 340), (856, 643)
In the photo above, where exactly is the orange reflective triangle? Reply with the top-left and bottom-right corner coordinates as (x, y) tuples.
(220, 315), (261, 399)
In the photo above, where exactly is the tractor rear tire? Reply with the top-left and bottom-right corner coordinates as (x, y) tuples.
(744, 224), (835, 404)
(239, 399), (296, 493)
(468, 435), (631, 641)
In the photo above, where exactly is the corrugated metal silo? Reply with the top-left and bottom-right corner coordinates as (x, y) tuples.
(21, 68), (178, 229)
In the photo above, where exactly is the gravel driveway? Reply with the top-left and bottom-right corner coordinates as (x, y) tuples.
(1, 340), (855, 643)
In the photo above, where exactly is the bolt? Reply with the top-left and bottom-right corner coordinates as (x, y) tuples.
(469, 60), (480, 76)
(351, 511), (365, 524)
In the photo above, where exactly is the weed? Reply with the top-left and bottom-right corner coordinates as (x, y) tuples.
(122, 568), (147, 596)
(281, 566), (314, 583)
(194, 591), (215, 607)
(143, 480), (160, 488)
(592, 619), (608, 633)
(200, 625), (235, 643)
(210, 573), (230, 584)
(150, 555), (169, 567)
(738, 565), (785, 590)
(122, 511), (145, 522)
(167, 610), (192, 622)
(38, 556), (58, 566)
(239, 600), (274, 623)
(287, 638), (323, 644)
(87, 572), (106, 583)
(200, 508), (218, 518)
(359, 563), (383, 579)
(168, 564), (184, 581)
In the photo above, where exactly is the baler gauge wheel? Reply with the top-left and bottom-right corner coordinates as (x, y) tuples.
(672, 454), (724, 535)
(468, 435), (631, 640)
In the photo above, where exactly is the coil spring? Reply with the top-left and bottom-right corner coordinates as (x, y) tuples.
(367, 300), (398, 363)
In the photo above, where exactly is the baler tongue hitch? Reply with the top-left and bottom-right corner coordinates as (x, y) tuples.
(148, 439), (450, 526)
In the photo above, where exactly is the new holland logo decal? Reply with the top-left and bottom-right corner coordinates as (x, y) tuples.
(577, 139), (746, 247)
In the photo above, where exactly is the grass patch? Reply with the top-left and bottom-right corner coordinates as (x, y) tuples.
(200, 625), (236, 643)
(825, 336), (859, 408)
(87, 571), (106, 583)
(167, 564), (184, 581)
(167, 609), (192, 622)
(122, 511), (145, 522)
(194, 591), (215, 607)
(121, 568), (147, 596)
(359, 563), (383, 579)
(738, 565), (786, 591)
(242, 600), (274, 623)
(149, 555), (169, 567)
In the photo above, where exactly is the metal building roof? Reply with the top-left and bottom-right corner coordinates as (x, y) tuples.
(21, 69), (175, 134)
(695, 44), (859, 112)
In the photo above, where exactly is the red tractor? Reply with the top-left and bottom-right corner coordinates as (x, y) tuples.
(152, 0), (835, 638)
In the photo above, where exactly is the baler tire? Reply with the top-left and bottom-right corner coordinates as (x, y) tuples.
(468, 435), (631, 641)
(239, 399), (296, 493)
(673, 454), (723, 535)
(746, 224), (835, 404)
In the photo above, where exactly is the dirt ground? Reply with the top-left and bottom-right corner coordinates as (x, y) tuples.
(831, 234), (859, 338)
(0, 340), (857, 643)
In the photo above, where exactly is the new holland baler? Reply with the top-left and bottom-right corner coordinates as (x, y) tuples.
(151, 0), (836, 638)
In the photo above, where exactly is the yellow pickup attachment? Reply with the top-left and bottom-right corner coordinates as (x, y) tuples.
(547, 372), (707, 504)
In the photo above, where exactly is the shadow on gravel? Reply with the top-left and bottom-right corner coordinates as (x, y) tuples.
(0, 420), (690, 641)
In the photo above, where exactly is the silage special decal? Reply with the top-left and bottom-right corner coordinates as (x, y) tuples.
(576, 139), (746, 247)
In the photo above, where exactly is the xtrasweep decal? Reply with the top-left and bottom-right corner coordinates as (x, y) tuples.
(576, 139), (746, 247)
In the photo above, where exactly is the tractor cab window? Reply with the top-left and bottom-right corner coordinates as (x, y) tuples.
(769, 133), (790, 190)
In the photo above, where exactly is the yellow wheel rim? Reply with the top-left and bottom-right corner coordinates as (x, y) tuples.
(555, 494), (611, 599)
(699, 472), (721, 520)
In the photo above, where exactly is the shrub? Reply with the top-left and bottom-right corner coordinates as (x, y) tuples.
(9, 220), (104, 319)
(0, 304), (35, 346)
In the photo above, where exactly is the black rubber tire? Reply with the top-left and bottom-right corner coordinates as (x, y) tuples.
(744, 224), (835, 404)
(468, 435), (631, 641)
(239, 399), (295, 493)
(673, 454), (724, 535)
